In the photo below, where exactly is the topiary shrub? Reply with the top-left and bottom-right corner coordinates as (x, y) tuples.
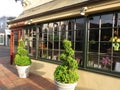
(14, 39), (31, 66)
(54, 39), (79, 83)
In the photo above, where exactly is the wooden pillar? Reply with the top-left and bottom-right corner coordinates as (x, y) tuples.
(10, 31), (14, 64)
(10, 28), (22, 64)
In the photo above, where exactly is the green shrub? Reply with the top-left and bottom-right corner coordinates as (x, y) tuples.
(54, 39), (79, 83)
(14, 40), (31, 66)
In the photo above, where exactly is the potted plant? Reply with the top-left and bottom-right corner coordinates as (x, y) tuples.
(54, 39), (79, 90)
(14, 39), (32, 78)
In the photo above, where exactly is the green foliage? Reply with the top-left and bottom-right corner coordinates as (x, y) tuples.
(14, 40), (31, 66)
(54, 39), (79, 83)
(17, 47), (28, 56)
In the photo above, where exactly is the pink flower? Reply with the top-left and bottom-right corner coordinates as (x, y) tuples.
(101, 57), (111, 66)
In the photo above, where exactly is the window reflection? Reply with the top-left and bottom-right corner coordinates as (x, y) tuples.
(101, 14), (113, 27)
(61, 21), (67, 40)
(14, 31), (18, 53)
(89, 16), (99, 28)
(24, 27), (36, 57)
(117, 13), (120, 27)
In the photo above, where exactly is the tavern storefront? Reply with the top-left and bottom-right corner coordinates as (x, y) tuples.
(8, 0), (120, 89)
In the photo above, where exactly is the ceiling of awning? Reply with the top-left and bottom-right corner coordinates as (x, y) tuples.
(9, 0), (90, 23)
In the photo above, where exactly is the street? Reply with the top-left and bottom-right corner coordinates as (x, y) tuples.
(0, 46), (10, 58)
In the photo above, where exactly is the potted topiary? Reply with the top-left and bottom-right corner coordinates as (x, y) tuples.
(54, 39), (79, 90)
(14, 39), (32, 78)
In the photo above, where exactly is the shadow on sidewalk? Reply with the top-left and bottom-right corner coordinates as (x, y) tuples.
(28, 73), (56, 90)
(0, 57), (56, 90)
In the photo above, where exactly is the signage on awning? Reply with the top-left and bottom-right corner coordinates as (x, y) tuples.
(9, 19), (33, 28)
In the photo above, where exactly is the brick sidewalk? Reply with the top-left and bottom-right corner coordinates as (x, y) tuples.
(0, 46), (56, 90)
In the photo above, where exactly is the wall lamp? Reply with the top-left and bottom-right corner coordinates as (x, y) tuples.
(25, 19), (33, 25)
(80, 7), (88, 16)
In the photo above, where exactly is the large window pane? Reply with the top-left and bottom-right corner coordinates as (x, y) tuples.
(75, 18), (84, 51)
(87, 13), (120, 74)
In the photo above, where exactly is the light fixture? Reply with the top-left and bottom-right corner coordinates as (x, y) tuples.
(80, 7), (88, 16)
(25, 19), (32, 25)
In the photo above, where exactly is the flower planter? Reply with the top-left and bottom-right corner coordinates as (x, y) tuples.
(54, 40), (79, 90)
(16, 65), (31, 78)
(55, 80), (77, 90)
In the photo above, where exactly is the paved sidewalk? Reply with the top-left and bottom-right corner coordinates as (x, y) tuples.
(0, 46), (56, 90)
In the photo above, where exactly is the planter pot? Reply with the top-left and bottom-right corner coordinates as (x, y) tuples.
(16, 65), (31, 78)
(115, 62), (120, 72)
(55, 80), (77, 90)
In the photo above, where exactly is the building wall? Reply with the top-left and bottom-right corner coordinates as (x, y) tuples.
(0, 16), (15, 46)
(10, 1), (120, 89)
(30, 59), (120, 90)
(0, 33), (4, 45)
